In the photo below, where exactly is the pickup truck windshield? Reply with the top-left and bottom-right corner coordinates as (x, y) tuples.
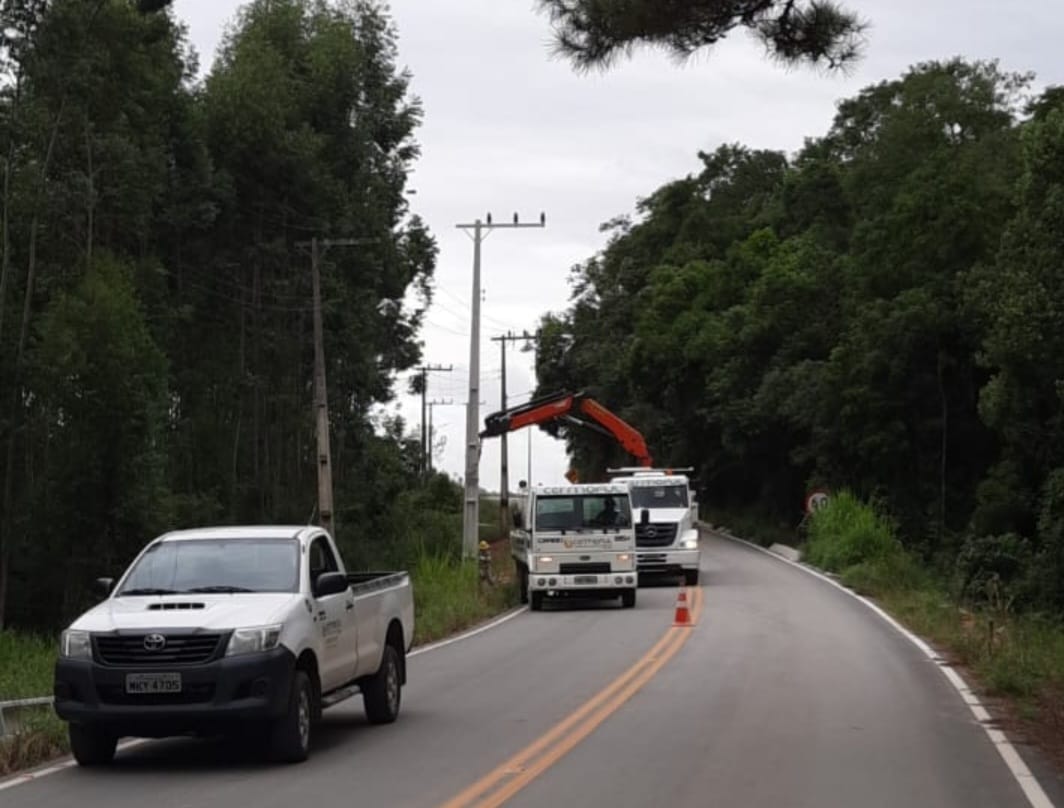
(118, 538), (300, 595)
(535, 494), (631, 531)
(630, 485), (689, 509)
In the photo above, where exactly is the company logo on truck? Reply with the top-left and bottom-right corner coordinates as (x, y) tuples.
(562, 536), (619, 549)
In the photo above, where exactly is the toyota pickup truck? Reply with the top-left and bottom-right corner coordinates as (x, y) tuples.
(510, 482), (638, 610)
(53, 525), (414, 766)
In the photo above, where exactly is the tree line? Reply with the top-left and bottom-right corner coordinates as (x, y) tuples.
(535, 60), (1064, 614)
(0, 0), (447, 631)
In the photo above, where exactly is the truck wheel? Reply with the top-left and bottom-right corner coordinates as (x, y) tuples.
(69, 724), (117, 766)
(269, 669), (313, 763)
(621, 589), (637, 608)
(517, 563), (529, 605)
(530, 591), (544, 611)
(363, 645), (402, 724)
(684, 569), (700, 586)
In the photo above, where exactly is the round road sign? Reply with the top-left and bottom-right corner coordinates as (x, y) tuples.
(805, 489), (830, 514)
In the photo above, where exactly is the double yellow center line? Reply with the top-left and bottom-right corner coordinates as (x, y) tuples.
(439, 586), (704, 808)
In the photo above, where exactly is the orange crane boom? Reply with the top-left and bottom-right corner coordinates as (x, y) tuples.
(480, 391), (653, 467)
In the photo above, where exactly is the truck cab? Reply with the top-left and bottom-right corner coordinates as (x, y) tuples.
(609, 469), (701, 586)
(510, 483), (638, 610)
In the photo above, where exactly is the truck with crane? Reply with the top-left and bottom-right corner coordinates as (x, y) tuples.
(480, 391), (701, 587)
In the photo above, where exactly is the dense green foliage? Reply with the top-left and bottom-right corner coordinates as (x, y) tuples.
(536, 59), (1064, 615)
(537, 0), (865, 71)
(0, 0), (445, 631)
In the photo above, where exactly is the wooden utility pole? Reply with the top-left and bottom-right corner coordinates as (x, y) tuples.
(297, 236), (373, 538)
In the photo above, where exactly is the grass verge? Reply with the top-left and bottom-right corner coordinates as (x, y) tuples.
(0, 631), (66, 776)
(411, 542), (518, 646)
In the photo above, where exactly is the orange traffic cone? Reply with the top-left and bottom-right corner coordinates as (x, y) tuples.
(673, 583), (692, 626)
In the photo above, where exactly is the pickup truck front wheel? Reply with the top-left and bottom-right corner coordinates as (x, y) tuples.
(269, 669), (313, 763)
(69, 724), (117, 766)
(363, 645), (402, 724)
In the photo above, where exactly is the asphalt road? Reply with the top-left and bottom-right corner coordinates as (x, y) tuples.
(5, 531), (1063, 808)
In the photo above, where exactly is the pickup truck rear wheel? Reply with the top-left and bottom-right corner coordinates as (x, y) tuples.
(363, 645), (402, 724)
(269, 669), (313, 763)
(69, 724), (117, 766)
(620, 588), (637, 608)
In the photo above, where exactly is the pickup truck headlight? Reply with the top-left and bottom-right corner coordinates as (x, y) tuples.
(680, 539), (698, 550)
(225, 624), (282, 657)
(60, 630), (92, 660)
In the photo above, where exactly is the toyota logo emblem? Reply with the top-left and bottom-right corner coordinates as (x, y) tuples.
(143, 633), (167, 651)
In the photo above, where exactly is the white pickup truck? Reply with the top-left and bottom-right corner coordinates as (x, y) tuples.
(510, 482), (638, 610)
(53, 525), (414, 766)
(609, 468), (701, 585)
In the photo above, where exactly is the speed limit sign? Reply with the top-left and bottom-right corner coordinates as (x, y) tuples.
(805, 488), (830, 514)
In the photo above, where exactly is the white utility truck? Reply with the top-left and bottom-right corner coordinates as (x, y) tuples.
(608, 468), (701, 586)
(510, 482), (638, 610)
(53, 526), (414, 766)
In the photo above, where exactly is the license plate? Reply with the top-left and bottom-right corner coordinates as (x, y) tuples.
(125, 673), (182, 694)
(574, 575), (598, 585)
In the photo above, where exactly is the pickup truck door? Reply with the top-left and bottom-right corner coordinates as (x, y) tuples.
(307, 535), (353, 692)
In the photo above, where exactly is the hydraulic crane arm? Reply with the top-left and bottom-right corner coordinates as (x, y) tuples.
(480, 391), (653, 467)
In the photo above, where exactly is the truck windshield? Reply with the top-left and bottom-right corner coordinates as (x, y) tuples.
(630, 485), (689, 509)
(535, 495), (631, 531)
(118, 539), (300, 595)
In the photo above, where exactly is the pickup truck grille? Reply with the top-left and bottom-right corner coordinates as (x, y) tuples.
(559, 562), (611, 575)
(96, 683), (216, 705)
(94, 633), (224, 667)
(636, 523), (679, 547)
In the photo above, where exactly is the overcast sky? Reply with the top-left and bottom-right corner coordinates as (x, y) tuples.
(174, 0), (1062, 491)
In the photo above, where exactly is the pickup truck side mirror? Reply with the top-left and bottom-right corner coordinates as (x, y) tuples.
(511, 508), (524, 529)
(94, 577), (114, 597)
(640, 508), (650, 526)
(314, 571), (349, 598)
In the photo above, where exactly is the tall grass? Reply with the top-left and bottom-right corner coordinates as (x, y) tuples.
(411, 550), (517, 645)
(0, 631), (67, 775)
(803, 491), (903, 572)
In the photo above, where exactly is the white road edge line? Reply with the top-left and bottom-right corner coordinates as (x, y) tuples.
(0, 607), (529, 791)
(703, 523), (1056, 808)
(409, 605), (529, 657)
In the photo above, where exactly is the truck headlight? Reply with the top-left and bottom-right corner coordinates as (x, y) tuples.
(60, 630), (92, 660)
(225, 625), (282, 657)
(617, 553), (631, 562)
(538, 556), (553, 564)
(680, 539), (698, 549)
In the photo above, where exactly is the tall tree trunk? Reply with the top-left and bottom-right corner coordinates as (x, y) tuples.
(0, 73), (23, 349)
(85, 120), (94, 266)
(0, 95), (66, 628)
(937, 344), (949, 544)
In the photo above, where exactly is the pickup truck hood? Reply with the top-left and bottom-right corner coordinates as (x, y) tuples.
(69, 593), (301, 633)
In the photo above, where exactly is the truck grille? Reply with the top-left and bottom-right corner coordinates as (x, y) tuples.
(96, 683), (216, 705)
(559, 562), (611, 575)
(636, 523), (678, 547)
(94, 634), (224, 667)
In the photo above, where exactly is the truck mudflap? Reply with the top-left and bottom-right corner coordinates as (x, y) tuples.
(527, 571), (637, 592)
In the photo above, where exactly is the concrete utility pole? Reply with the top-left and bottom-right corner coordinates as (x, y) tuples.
(456, 212), (546, 559)
(426, 398), (454, 473)
(417, 365), (453, 475)
(296, 236), (373, 538)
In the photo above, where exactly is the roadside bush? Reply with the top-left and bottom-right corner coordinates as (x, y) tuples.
(804, 491), (903, 572)
(956, 533), (1033, 606)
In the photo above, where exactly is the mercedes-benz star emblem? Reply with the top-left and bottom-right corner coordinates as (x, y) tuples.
(646, 528), (657, 538)
(143, 633), (167, 651)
